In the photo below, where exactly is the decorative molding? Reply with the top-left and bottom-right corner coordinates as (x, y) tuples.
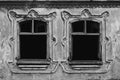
(80, 9), (92, 18)
(61, 11), (72, 20)
(1, 1), (120, 9)
(9, 9), (56, 19)
(8, 62), (59, 73)
(62, 9), (109, 19)
(101, 11), (109, 18)
(27, 9), (39, 18)
(60, 61), (113, 74)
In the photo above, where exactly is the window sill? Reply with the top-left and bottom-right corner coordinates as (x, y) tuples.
(7, 61), (58, 73)
(16, 59), (50, 69)
(68, 60), (103, 65)
(17, 59), (50, 64)
(61, 60), (113, 74)
(68, 60), (103, 69)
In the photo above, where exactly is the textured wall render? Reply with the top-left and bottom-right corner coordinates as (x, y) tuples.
(0, 4), (120, 80)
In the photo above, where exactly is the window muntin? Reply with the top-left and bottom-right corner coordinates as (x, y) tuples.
(18, 19), (49, 60)
(69, 20), (102, 64)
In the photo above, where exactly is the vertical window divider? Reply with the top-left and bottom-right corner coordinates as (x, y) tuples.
(84, 20), (87, 35)
(32, 20), (34, 34)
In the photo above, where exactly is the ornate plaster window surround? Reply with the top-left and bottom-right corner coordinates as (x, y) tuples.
(7, 9), (58, 73)
(61, 9), (113, 73)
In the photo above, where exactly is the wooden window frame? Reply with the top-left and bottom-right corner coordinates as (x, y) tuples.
(68, 19), (102, 65)
(17, 18), (49, 62)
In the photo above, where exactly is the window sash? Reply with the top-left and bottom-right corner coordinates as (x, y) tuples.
(18, 19), (49, 61)
(69, 20), (102, 63)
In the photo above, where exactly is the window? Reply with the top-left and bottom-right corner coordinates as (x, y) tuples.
(61, 9), (112, 73)
(8, 10), (58, 73)
(19, 19), (48, 60)
(69, 20), (102, 65)
(17, 19), (50, 68)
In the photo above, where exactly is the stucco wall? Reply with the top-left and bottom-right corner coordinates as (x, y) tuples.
(0, 2), (120, 80)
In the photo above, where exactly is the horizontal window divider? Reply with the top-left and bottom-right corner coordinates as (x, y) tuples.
(19, 33), (48, 35)
(70, 33), (85, 35)
(70, 33), (100, 35)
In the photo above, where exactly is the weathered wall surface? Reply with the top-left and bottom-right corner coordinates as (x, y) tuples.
(0, 2), (120, 80)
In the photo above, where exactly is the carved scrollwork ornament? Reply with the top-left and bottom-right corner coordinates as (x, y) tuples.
(101, 11), (109, 18)
(9, 11), (17, 18)
(9, 9), (57, 20)
(48, 12), (57, 19)
(61, 11), (71, 20)
(62, 9), (109, 20)
(80, 9), (92, 18)
(27, 9), (39, 18)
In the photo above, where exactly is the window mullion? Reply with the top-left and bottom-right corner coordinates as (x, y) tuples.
(85, 20), (87, 34)
(32, 20), (34, 34)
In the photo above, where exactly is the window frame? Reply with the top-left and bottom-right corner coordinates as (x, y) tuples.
(68, 19), (103, 64)
(17, 18), (50, 62)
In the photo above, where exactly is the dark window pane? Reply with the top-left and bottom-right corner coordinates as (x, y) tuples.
(19, 20), (32, 32)
(20, 35), (47, 59)
(86, 21), (100, 33)
(71, 21), (85, 32)
(34, 20), (47, 33)
(71, 35), (100, 61)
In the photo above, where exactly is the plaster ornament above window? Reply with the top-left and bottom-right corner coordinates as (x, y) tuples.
(9, 9), (56, 19)
(27, 10), (39, 18)
(80, 9), (92, 18)
(62, 9), (109, 20)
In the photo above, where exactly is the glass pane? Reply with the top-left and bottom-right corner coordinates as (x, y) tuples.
(86, 20), (100, 33)
(71, 35), (100, 61)
(19, 20), (32, 32)
(20, 35), (47, 59)
(34, 20), (47, 33)
(71, 21), (85, 32)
